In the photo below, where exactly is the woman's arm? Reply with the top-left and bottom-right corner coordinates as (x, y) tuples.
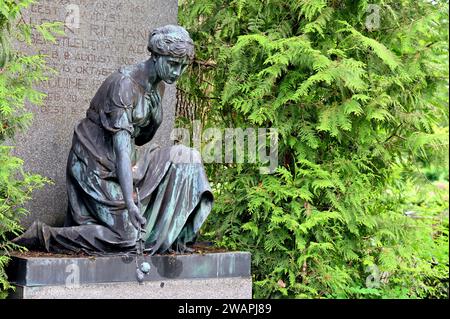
(113, 130), (146, 230)
(135, 86), (163, 146)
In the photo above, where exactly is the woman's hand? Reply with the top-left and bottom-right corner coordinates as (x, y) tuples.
(128, 202), (147, 230)
(147, 89), (161, 109)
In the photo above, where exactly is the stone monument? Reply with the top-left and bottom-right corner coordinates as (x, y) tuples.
(13, 0), (178, 227)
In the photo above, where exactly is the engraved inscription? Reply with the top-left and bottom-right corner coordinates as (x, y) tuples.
(18, 0), (153, 115)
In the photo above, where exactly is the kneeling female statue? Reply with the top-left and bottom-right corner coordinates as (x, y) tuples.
(13, 25), (213, 255)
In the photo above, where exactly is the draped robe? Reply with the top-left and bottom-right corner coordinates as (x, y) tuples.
(19, 60), (213, 255)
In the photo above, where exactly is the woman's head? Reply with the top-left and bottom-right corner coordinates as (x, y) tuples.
(149, 25), (194, 84)
(148, 25), (195, 61)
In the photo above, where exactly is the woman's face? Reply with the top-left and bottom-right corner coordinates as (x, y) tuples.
(155, 55), (189, 84)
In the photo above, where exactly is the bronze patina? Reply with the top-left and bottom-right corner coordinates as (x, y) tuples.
(13, 25), (213, 256)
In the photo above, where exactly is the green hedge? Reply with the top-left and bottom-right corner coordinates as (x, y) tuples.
(179, 0), (449, 298)
(0, 0), (61, 298)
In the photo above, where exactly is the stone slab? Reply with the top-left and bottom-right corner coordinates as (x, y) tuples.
(7, 252), (252, 299)
(7, 252), (251, 286)
(10, 277), (252, 299)
(12, 0), (178, 227)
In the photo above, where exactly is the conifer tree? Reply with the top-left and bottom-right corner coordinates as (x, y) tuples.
(0, 0), (62, 298)
(179, 0), (449, 298)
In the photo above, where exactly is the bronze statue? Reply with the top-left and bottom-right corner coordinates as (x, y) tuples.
(13, 25), (213, 256)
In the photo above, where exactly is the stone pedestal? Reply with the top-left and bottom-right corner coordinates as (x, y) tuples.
(7, 252), (252, 299)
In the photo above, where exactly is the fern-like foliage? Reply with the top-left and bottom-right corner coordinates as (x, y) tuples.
(0, 0), (60, 298)
(179, 0), (449, 298)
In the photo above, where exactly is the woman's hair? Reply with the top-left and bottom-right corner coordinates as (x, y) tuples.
(148, 25), (195, 61)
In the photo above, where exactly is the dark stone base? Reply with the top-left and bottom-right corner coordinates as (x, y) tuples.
(7, 252), (252, 299)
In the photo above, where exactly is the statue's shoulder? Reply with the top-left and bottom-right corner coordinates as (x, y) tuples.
(117, 64), (134, 78)
(100, 66), (137, 90)
(104, 67), (140, 109)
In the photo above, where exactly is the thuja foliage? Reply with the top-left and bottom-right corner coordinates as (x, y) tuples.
(179, 0), (449, 298)
(0, 0), (62, 298)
